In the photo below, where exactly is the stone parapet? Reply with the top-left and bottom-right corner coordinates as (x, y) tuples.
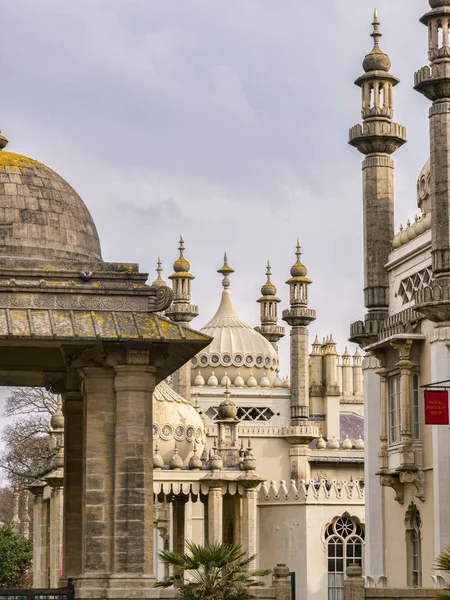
(259, 479), (364, 505)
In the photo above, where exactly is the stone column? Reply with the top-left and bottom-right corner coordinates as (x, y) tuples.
(207, 487), (223, 544)
(242, 489), (258, 570)
(172, 497), (186, 555)
(49, 485), (64, 587)
(344, 565), (365, 600)
(272, 564), (292, 600)
(30, 483), (47, 587)
(289, 327), (310, 421)
(110, 362), (156, 593)
(430, 326), (450, 560)
(63, 389), (83, 578)
(76, 367), (115, 598)
(362, 355), (386, 587)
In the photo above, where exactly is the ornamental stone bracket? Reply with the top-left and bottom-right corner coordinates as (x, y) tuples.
(399, 469), (425, 502)
(379, 473), (404, 504)
(379, 470), (425, 504)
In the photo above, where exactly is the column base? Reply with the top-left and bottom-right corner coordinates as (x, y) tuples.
(74, 574), (176, 600)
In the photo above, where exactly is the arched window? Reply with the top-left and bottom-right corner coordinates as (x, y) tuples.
(324, 516), (365, 600)
(405, 504), (422, 588)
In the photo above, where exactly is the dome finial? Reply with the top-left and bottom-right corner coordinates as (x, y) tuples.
(217, 252), (235, 289)
(152, 255), (167, 288)
(261, 259), (278, 297)
(296, 239), (302, 263)
(179, 234), (185, 258)
(372, 9), (381, 49)
(0, 130), (8, 151)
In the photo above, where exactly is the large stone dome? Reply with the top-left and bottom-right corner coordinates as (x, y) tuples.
(191, 287), (279, 386)
(0, 150), (102, 261)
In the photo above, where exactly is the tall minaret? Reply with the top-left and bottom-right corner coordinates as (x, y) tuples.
(166, 236), (199, 400)
(255, 261), (285, 353)
(349, 11), (406, 331)
(282, 241), (316, 424)
(415, 1), (450, 286)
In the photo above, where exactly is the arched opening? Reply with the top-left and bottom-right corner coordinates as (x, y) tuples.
(379, 86), (385, 109)
(405, 504), (422, 588)
(324, 515), (365, 600)
(369, 86), (375, 109)
(438, 22), (444, 48)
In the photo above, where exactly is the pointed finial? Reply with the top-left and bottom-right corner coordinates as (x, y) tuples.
(152, 255), (167, 287)
(296, 239), (302, 262)
(372, 9), (381, 49)
(266, 260), (272, 283)
(157, 256), (163, 278)
(217, 252), (235, 289)
(179, 234), (185, 258)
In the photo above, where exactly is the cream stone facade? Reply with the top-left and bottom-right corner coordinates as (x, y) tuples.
(28, 237), (366, 600)
(350, 2), (450, 591)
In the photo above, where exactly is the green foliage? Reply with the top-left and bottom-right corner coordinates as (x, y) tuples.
(435, 546), (450, 600)
(0, 523), (32, 587)
(155, 541), (271, 600)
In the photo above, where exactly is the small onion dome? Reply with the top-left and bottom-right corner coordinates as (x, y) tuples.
(153, 445), (164, 469)
(218, 393), (238, 420)
(152, 256), (167, 288)
(261, 260), (278, 296)
(220, 373), (232, 387)
(170, 235), (194, 278)
(363, 10), (391, 73)
(283, 377), (291, 389)
(317, 437), (326, 450)
(260, 372), (270, 388)
(273, 374), (283, 388)
(51, 401), (64, 430)
(194, 371), (205, 386)
(247, 372), (257, 388)
(169, 445), (183, 469)
(329, 436), (339, 450)
(189, 445), (203, 470)
(342, 436), (352, 450)
(207, 371), (219, 387)
(290, 240), (308, 278)
(243, 440), (257, 471)
(234, 372), (245, 388)
(355, 436), (365, 450)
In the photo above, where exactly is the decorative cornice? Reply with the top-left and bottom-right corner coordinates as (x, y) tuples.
(259, 479), (364, 505)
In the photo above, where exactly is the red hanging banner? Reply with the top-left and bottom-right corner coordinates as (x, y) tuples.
(424, 390), (449, 425)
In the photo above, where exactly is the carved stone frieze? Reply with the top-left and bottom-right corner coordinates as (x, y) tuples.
(0, 289), (173, 313)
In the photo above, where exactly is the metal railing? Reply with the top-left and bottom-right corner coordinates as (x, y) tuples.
(0, 579), (74, 600)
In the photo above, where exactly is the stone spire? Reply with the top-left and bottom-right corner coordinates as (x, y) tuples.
(349, 11), (406, 343)
(166, 236), (199, 399)
(414, 1), (450, 299)
(151, 256), (167, 288)
(217, 252), (235, 289)
(282, 241), (316, 423)
(255, 260), (285, 350)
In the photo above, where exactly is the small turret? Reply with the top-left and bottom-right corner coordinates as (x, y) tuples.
(283, 241), (316, 423)
(255, 261), (285, 350)
(166, 236), (199, 400)
(349, 11), (406, 344)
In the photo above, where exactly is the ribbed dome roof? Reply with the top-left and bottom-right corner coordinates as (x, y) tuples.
(0, 150), (102, 262)
(153, 380), (206, 466)
(193, 288), (278, 386)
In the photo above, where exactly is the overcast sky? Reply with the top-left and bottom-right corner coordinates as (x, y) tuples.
(0, 0), (432, 428)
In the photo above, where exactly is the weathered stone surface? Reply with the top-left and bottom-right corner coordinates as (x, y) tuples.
(0, 152), (102, 261)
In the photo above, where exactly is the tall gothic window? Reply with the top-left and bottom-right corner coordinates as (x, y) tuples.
(389, 375), (401, 443)
(406, 504), (422, 588)
(325, 516), (365, 600)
